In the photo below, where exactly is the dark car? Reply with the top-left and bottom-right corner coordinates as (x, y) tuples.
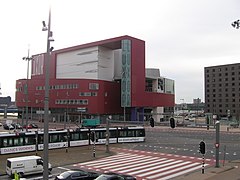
(95, 173), (136, 180)
(11, 123), (23, 129)
(30, 123), (38, 128)
(55, 170), (100, 180)
(3, 124), (14, 130)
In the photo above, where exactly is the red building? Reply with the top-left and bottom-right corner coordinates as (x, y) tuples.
(16, 35), (174, 122)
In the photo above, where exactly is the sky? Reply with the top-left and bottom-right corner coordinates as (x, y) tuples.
(0, 0), (240, 104)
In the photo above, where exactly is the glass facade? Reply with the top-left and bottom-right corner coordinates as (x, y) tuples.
(121, 40), (131, 107)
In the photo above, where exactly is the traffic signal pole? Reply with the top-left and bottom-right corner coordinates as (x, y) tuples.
(215, 121), (220, 168)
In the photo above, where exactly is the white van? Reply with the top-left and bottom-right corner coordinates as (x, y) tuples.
(6, 155), (52, 178)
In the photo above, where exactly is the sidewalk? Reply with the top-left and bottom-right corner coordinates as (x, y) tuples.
(0, 145), (114, 176)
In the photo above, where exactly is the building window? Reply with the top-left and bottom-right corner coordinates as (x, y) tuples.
(89, 83), (99, 90)
(79, 92), (98, 96)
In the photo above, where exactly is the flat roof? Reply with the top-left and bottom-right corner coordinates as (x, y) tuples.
(7, 156), (41, 162)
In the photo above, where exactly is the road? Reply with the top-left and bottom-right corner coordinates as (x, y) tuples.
(0, 119), (239, 179)
(139, 127), (240, 161)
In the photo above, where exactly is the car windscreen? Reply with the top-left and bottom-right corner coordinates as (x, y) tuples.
(59, 171), (71, 178)
(7, 160), (11, 168)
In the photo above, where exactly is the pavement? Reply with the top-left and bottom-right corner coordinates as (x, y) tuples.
(0, 120), (239, 179)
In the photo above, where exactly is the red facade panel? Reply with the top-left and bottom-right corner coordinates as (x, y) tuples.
(16, 35), (174, 116)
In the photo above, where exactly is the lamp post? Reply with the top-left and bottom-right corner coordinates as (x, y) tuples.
(42, 6), (54, 180)
(22, 49), (32, 132)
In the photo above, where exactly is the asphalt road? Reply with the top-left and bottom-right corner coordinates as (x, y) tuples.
(135, 127), (240, 161)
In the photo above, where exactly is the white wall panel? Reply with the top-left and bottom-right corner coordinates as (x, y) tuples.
(98, 46), (114, 81)
(56, 47), (98, 79)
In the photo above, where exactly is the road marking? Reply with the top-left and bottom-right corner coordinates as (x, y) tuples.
(74, 149), (213, 180)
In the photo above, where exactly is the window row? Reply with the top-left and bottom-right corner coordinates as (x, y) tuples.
(55, 99), (88, 105)
(206, 98), (240, 102)
(79, 92), (97, 96)
(205, 65), (240, 73)
(36, 84), (79, 90)
(205, 108), (238, 114)
(206, 103), (240, 108)
(206, 80), (240, 86)
(206, 71), (240, 77)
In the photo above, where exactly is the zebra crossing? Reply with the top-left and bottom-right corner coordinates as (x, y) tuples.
(73, 148), (215, 180)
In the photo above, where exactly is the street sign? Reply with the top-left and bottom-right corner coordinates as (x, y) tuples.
(77, 107), (87, 112)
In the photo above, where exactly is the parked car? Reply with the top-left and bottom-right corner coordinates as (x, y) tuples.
(23, 123), (38, 129)
(95, 172), (136, 180)
(3, 124), (14, 130)
(30, 123), (38, 128)
(55, 169), (100, 180)
(11, 123), (23, 129)
(23, 124), (33, 129)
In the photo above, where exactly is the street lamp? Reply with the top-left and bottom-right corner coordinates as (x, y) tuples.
(22, 49), (33, 132)
(42, 6), (54, 180)
(232, 19), (240, 29)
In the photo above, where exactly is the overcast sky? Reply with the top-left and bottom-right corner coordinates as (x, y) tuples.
(0, 0), (240, 104)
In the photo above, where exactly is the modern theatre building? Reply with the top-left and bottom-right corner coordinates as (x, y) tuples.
(16, 35), (175, 122)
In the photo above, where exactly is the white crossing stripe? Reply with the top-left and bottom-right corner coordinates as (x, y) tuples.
(127, 159), (182, 175)
(114, 158), (167, 172)
(147, 162), (200, 179)
(100, 156), (161, 170)
(76, 152), (211, 180)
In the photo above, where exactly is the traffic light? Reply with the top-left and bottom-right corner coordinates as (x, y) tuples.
(150, 117), (154, 127)
(170, 118), (175, 128)
(199, 141), (205, 154)
(90, 131), (95, 142)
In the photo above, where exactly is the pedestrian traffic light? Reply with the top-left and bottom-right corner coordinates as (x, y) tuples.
(199, 141), (205, 154)
(150, 117), (154, 127)
(170, 118), (175, 128)
(90, 131), (95, 142)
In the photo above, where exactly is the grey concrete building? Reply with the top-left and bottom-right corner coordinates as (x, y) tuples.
(204, 63), (240, 120)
